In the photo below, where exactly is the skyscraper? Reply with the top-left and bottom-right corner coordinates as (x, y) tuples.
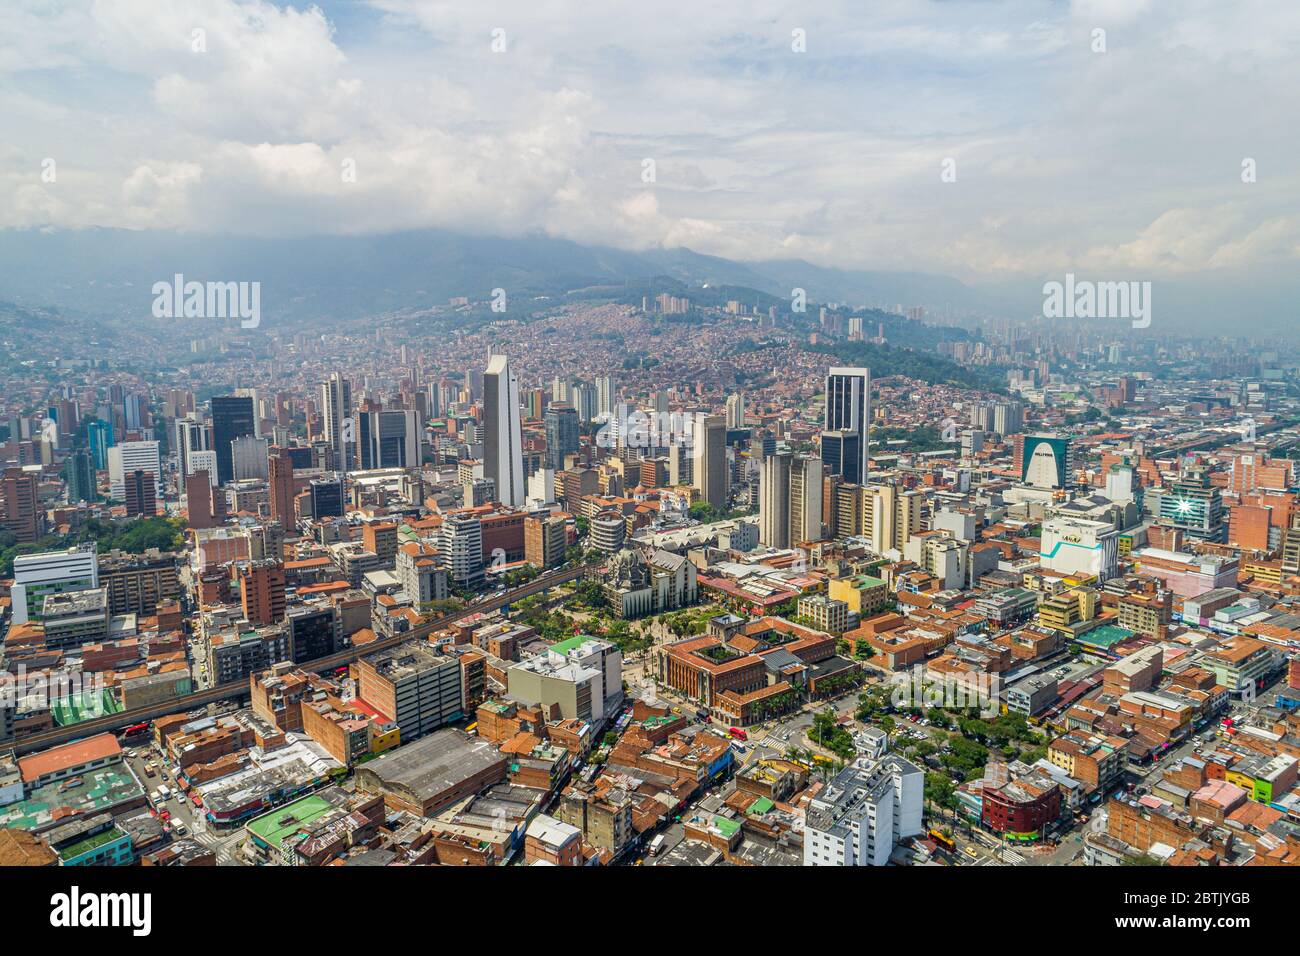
(544, 402), (579, 472)
(211, 395), (256, 485)
(596, 374), (616, 419)
(358, 409), (421, 470)
(759, 451), (792, 548)
(790, 455), (824, 544)
(64, 450), (96, 503)
(107, 440), (161, 501)
(320, 373), (353, 474)
(484, 354), (525, 507)
(692, 414), (728, 512)
(824, 367), (871, 484)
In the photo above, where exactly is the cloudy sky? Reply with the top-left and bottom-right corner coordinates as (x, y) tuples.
(2, 0), (1299, 295)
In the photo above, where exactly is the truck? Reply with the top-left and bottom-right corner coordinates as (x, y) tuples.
(649, 834), (666, 857)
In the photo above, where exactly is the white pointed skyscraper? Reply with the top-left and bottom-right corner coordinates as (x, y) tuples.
(483, 353), (525, 507)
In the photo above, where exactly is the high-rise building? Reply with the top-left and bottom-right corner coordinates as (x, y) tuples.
(595, 375), (616, 418)
(439, 512), (484, 587)
(1014, 434), (1074, 490)
(483, 354), (525, 507)
(820, 430), (863, 485)
(268, 451), (296, 526)
(186, 470), (216, 530)
(231, 434), (270, 481)
(759, 451), (792, 548)
(212, 395), (256, 485)
(122, 469), (157, 518)
(107, 440), (161, 501)
(309, 474), (346, 519)
(10, 545), (98, 624)
(725, 393), (746, 430)
(63, 450), (96, 503)
(358, 409), (421, 470)
(825, 367), (871, 484)
(87, 419), (114, 471)
(525, 514), (568, 570)
(804, 755), (924, 866)
(544, 402), (579, 473)
(174, 416), (210, 477)
(239, 559), (286, 626)
(1158, 465), (1226, 543)
(790, 455), (824, 544)
(691, 413), (728, 512)
(319, 374), (353, 474)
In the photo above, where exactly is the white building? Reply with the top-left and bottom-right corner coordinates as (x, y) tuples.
(483, 354), (525, 507)
(1040, 515), (1120, 582)
(231, 434), (270, 481)
(804, 755), (924, 866)
(11, 545), (99, 624)
(759, 451), (792, 548)
(107, 440), (161, 501)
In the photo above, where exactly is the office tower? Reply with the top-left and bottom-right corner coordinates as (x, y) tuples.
(523, 387), (545, 421)
(483, 354), (525, 507)
(667, 442), (693, 486)
(825, 367), (871, 484)
(1159, 464), (1226, 543)
(64, 450), (96, 503)
(466, 366), (484, 403)
(439, 512), (484, 587)
(86, 419), (114, 470)
(525, 514), (568, 570)
(107, 440), (161, 501)
(358, 409), (421, 470)
(123, 469), (157, 517)
(187, 449), (218, 483)
(726, 392), (746, 430)
(231, 434), (270, 480)
(790, 455), (824, 543)
(692, 414), (728, 512)
(526, 468), (556, 509)
(11, 544), (98, 624)
(268, 451), (295, 526)
(544, 402), (580, 472)
(239, 559), (286, 625)
(596, 375), (616, 418)
(1014, 434), (1074, 490)
(286, 604), (343, 664)
(186, 470), (216, 529)
(572, 383), (597, 424)
(821, 429), (863, 485)
(759, 451), (792, 548)
(174, 416), (210, 477)
(310, 474), (346, 519)
(319, 374), (353, 474)
(212, 395), (256, 485)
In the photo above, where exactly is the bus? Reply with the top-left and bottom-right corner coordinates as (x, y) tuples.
(727, 727), (747, 741)
(928, 828), (956, 853)
(120, 721), (150, 741)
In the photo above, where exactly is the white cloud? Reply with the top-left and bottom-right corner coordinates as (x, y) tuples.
(0, 0), (1297, 284)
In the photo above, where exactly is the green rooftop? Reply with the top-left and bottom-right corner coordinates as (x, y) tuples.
(714, 816), (742, 838)
(1078, 624), (1135, 648)
(246, 794), (336, 851)
(548, 634), (597, 657)
(58, 825), (126, 861)
(749, 796), (775, 816)
(52, 689), (122, 726)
